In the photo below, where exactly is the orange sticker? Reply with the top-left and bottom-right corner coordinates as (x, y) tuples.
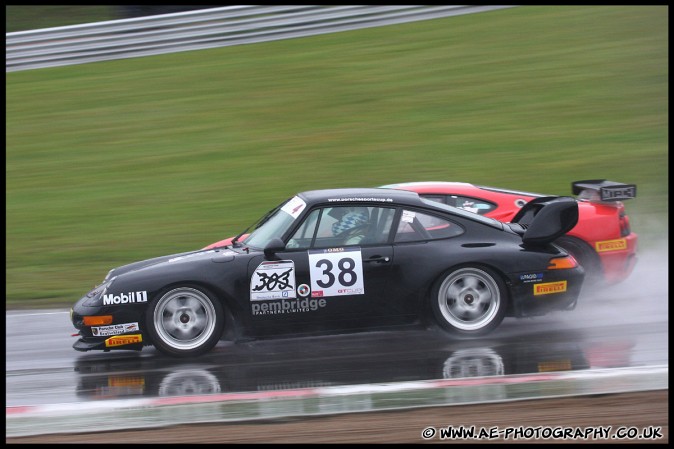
(534, 281), (567, 296)
(108, 376), (146, 387)
(595, 238), (627, 252)
(105, 334), (142, 347)
(538, 360), (572, 372)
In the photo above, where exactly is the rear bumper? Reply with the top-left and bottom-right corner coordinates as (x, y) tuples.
(508, 268), (585, 318)
(596, 232), (638, 284)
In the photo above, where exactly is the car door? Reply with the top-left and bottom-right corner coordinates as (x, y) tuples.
(246, 205), (403, 333)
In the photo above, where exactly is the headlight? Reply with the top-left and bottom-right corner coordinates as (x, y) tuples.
(83, 277), (116, 305)
(103, 268), (116, 282)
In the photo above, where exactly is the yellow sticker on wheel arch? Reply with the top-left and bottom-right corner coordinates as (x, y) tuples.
(533, 281), (567, 296)
(105, 334), (142, 347)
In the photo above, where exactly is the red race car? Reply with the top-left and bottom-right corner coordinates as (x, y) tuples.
(205, 179), (637, 286)
(380, 180), (637, 286)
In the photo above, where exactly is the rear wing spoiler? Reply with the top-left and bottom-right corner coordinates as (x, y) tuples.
(510, 196), (579, 246)
(571, 179), (637, 202)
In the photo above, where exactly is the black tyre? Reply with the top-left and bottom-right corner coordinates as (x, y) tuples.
(146, 286), (224, 357)
(555, 236), (603, 286)
(431, 266), (507, 337)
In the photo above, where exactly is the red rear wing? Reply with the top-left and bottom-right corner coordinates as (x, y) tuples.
(571, 180), (637, 202)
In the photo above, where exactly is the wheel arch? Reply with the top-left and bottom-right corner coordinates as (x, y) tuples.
(554, 234), (603, 283)
(428, 261), (512, 295)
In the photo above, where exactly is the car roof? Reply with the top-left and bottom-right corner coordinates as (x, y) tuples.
(296, 187), (503, 229)
(382, 181), (544, 198)
(298, 187), (427, 208)
(381, 181), (476, 189)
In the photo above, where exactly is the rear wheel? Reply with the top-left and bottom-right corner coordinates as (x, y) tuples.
(555, 236), (603, 286)
(431, 266), (507, 337)
(146, 286), (224, 357)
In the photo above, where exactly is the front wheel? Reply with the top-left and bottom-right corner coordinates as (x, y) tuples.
(431, 266), (507, 337)
(146, 286), (224, 357)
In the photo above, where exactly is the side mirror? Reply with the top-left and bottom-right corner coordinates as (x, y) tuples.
(263, 238), (286, 259)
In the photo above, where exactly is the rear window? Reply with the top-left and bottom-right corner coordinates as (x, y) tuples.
(395, 210), (464, 243)
(420, 198), (503, 229)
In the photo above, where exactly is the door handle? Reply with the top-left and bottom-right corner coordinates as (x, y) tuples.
(364, 255), (390, 263)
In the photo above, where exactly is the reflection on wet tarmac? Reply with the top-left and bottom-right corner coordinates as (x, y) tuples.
(74, 326), (637, 401)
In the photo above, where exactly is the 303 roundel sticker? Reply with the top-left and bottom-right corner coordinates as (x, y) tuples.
(251, 260), (297, 301)
(308, 247), (364, 298)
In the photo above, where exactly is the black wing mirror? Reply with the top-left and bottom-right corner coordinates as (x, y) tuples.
(263, 238), (286, 259)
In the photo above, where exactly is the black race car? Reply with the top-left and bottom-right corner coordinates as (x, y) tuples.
(71, 187), (585, 357)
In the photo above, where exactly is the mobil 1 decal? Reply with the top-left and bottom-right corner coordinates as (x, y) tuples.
(308, 247), (364, 298)
(251, 260), (297, 301)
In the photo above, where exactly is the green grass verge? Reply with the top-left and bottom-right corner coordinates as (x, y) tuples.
(6, 6), (668, 309)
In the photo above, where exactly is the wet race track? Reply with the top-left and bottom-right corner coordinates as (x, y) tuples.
(5, 249), (668, 441)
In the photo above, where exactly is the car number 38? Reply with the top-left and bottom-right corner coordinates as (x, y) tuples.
(71, 187), (585, 357)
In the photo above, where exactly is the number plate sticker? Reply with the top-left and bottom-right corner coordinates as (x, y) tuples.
(308, 247), (364, 298)
(251, 260), (297, 301)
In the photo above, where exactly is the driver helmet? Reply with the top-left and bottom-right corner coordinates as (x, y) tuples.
(331, 207), (369, 236)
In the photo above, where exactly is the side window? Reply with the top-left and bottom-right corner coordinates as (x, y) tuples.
(286, 208), (321, 249)
(422, 195), (446, 205)
(395, 210), (463, 243)
(447, 195), (496, 215)
(421, 194), (496, 215)
(371, 207), (396, 244)
(288, 206), (396, 249)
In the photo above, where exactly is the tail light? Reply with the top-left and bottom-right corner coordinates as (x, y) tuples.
(619, 211), (631, 237)
(548, 255), (578, 270)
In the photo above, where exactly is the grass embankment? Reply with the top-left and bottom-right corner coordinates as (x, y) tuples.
(6, 6), (667, 308)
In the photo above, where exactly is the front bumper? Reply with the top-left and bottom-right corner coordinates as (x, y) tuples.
(73, 335), (144, 352)
(71, 296), (149, 352)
